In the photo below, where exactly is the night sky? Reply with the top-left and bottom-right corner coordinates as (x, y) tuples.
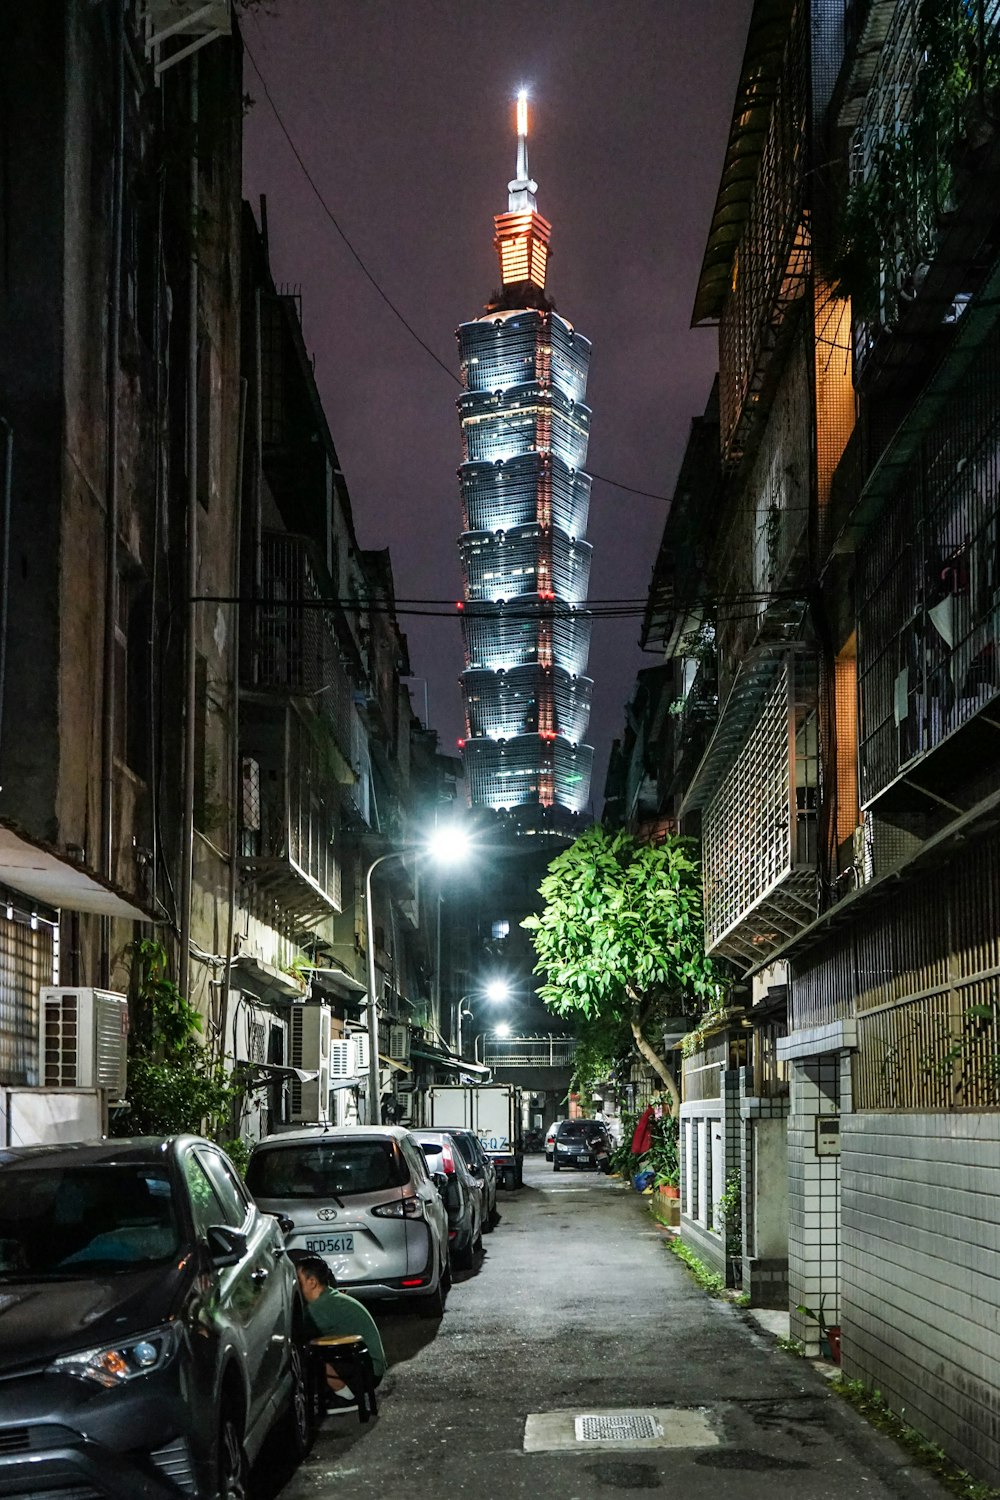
(242, 1), (751, 806)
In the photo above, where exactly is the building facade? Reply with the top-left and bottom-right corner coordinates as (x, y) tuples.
(456, 94), (594, 837)
(628, 0), (1000, 1481)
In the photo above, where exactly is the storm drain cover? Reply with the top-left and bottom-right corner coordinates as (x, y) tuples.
(524, 1407), (718, 1454)
(575, 1413), (663, 1442)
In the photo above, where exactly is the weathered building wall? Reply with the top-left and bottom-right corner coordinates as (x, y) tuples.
(841, 1113), (1000, 1483)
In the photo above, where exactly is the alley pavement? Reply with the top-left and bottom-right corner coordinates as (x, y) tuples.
(260, 1156), (950, 1500)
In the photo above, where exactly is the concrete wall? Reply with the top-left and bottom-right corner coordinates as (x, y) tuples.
(841, 1113), (1000, 1486)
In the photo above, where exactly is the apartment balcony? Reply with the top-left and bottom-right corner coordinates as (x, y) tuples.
(240, 706), (343, 931)
(691, 652), (819, 970)
(857, 317), (1000, 830)
(246, 531), (355, 778)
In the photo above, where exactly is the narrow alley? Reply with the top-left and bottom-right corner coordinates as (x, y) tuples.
(264, 1160), (949, 1500)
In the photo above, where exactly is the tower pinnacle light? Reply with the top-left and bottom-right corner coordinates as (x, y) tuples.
(455, 94), (595, 837)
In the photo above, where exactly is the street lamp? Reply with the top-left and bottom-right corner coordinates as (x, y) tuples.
(364, 823), (470, 1124)
(456, 976), (510, 1059)
(475, 1020), (512, 1065)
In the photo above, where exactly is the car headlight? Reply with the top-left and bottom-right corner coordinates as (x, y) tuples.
(557, 1142), (573, 1152)
(48, 1325), (179, 1388)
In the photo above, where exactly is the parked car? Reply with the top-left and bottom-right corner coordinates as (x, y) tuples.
(545, 1119), (565, 1162)
(410, 1128), (483, 1270)
(247, 1126), (450, 1315)
(0, 1135), (311, 1500)
(551, 1118), (611, 1171)
(437, 1126), (499, 1230)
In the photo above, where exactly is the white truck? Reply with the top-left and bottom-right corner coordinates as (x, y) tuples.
(426, 1084), (524, 1188)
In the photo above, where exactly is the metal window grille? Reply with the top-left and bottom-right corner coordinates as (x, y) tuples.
(703, 659), (819, 956)
(858, 322), (1000, 804)
(718, 0), (809, 463)
(0, 909), (54, 1086)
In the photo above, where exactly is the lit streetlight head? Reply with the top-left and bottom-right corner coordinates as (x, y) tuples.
(494, 1021), (512, 1039)
(485, 978), (510, 1004)
(425, 823), (471, 866)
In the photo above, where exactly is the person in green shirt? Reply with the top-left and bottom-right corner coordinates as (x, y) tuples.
(294, 1255), (387, 1407)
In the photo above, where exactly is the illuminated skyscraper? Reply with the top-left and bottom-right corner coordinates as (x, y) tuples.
(456, 92), (594, 835)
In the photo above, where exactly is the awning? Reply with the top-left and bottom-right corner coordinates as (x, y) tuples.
(409, 1047), (492, 1081)
(379, 1053), (412, 1075)
(229, 955), (305, 1004)
(0, 819), (155, 922)
(308, 967), (367, 1009)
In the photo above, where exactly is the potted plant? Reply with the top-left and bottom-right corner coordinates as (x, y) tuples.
(796, 1297), (842, 1365)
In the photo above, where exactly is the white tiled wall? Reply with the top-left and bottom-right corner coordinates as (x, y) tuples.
(842, 1112), (1000, 1486)
(787, 1054), (841, 1353)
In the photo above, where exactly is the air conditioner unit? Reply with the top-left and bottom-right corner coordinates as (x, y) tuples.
(352, 1031), (371, 1073)
(39, 989), (128, 1100)
(289, 1004), (331, 1123)
(388, 1025), (411, 1064)
(329, 1039), (355, 1080)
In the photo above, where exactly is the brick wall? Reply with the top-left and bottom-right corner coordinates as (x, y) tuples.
(842, 1113), (1000, 1485)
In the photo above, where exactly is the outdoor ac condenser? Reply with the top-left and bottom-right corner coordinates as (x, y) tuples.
(288, 1004), (331, 1123)
(38, 988), (129, 1100)
(352, 1031), (371, 1074)
(388, 1025), (411, 1064)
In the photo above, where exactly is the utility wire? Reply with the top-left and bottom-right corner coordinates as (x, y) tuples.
(243, 37), (676, 506)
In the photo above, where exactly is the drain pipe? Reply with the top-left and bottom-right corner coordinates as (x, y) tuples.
(220, 378), (248, 1050)
(100, 0), (125, 986)
(178, 54), (199, 1005)
(0, 418), (13, 788)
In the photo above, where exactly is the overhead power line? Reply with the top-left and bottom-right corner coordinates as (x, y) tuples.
(242, 38), (675, 506)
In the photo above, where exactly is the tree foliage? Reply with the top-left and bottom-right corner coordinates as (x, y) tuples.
(523, 826), (723, 1108)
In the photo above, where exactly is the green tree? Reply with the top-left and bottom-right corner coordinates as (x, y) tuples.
(523, 826), (722, 1111)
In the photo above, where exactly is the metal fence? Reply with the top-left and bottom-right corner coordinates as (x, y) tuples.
(481, 1036), (576, 1068)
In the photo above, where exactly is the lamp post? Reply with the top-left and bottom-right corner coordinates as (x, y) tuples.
(457, 977), (510, 1059)
(364, 823), (470, 1125)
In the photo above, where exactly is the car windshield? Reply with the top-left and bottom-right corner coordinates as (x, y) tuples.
(247, 1140), (406, 1199)
(558, 1121), (598, 1140)
(0, 1164), (179, 1280)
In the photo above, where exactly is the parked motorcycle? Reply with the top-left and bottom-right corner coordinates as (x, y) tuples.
(587, 1131), (613, 1175)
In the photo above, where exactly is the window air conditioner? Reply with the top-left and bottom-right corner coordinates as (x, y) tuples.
(388, 1025), (411, 1064)
(288, 1004), (331, 1123)
(39, 989), (129, 1100)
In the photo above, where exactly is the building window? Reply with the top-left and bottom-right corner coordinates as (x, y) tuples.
(491, 919), (510, 941)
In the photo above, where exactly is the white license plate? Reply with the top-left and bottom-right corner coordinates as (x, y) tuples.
(304, 1235), (355, 1254)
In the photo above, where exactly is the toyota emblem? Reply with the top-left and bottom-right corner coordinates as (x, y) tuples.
(316, 1207), (338, 1222)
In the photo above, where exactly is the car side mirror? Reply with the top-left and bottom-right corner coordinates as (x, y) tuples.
(207, 1224), (248, 1269)
(275, 1213), (295, 1235)
(470, 1163), (484, 1178)
(432, 1171), (449, 1193)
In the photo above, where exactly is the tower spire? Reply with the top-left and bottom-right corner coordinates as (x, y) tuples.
(508, 88), (538, 212)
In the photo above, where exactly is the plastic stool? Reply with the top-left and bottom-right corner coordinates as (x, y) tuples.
(308, 1334), (379, 1423)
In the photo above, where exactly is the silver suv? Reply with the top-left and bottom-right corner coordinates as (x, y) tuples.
(247, 1126), (450, 1314)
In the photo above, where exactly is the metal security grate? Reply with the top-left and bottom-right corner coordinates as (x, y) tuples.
(574, 1414), (663, 1442)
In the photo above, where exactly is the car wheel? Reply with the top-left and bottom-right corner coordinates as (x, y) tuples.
(453, 1228), (475, 1270)
(552, 1161), (561, 1172)
(545, 1152), (553, 1162)
(216, 1404), (248, 1500)
(281, 1335), (313, 1460)
(419, 1268), (447, 1319)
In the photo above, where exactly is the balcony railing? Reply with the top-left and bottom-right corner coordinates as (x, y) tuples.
(481, 1036), (577, 1068)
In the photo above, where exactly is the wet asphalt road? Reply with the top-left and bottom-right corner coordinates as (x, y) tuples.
(259, 1155), (948, 1500)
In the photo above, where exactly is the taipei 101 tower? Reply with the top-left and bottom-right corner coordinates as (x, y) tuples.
(456, 92), (594, 837)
